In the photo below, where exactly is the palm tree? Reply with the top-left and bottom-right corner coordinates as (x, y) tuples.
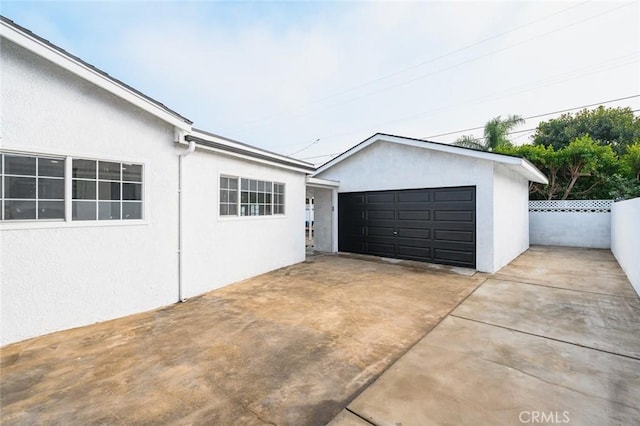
(453, 115), (525, 152)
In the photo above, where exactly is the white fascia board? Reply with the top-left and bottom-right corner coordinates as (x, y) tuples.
(178, 141), (312, 174)
(189, 131), (314, 170)
(316, 133), (549, 184)
(306, 176), (340, 189)
(1, 22), (192, 131)
(518, 158), (549, 184)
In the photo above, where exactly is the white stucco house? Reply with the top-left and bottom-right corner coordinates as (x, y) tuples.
(0, 17), (314, 345)
(1, 17), (548, 346)
(307, 134), (548, 273)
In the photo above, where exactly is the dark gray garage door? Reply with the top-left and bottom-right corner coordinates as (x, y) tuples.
(338, 186), (476, 268)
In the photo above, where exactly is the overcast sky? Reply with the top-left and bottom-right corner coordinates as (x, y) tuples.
(3, 1), (639, 164)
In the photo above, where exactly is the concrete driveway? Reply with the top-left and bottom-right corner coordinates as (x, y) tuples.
(0, 255), (484, 425)
(331, 246), (640, 426)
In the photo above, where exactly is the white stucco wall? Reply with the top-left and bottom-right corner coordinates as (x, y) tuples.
(1, 39), (180, 345)
(611, 198), (640, 296)
(492, 164), (530, 272)
(315, 141), (499, 272)
(309, 188), (334, 252)
(180, 150), (306, 298)
(529, 212), (611, 248)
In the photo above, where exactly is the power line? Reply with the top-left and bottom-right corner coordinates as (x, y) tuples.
(289, 57), (638, 151)
(288, 138), (319, 156)
(298, 95), (640, 161)
(234, 1), (634, 133)
(423, 94), (640, 139)
(225, 1), (592, 130)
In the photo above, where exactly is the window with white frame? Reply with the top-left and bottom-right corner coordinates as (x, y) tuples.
(1, 153), (65, 221)
(72, 159), (143, 220)
(219, 176), (238, 216)
(219, 176), (285, 217)
(0, 151), (143, 223)
(274, 183), (285, 215)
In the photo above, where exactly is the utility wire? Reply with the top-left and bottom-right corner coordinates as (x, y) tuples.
(289, 58), (638, 151)
(226, 1), (591, 130)
(234, 1), (633, 133)
(297, 95), (640, 161)
(423, 94), (640, 139)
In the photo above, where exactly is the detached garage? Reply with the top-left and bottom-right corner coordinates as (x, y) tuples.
(310, 133), (548, 273)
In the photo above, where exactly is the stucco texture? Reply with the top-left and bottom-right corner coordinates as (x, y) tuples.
(181, 149), (307, 298)
(314, 140), (531, 273)
(1, 38), (180, 345)
(611, 197), (640, 295)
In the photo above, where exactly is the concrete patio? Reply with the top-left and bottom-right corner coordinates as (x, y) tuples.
(330, 246), (640, 425)
(1, 246), (638, 425)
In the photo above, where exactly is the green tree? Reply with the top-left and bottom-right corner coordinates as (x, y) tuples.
(532, 106), (640, 155)
(497, 144), (563, 199)
(500, 136), (629, 200)
(454, 115), (524, 151)
(558, 135), (618, 200)
(622, 142), (640, 180)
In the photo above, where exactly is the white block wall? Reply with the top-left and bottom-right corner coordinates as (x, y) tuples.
(611, 198), (640, 296)
(1, 39), (180, 345)
(529, 200), (612, 249)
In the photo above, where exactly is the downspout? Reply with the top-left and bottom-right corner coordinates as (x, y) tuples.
(178, 135), (196, 302)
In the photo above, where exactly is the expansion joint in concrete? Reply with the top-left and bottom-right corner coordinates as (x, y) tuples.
(345, 408), (377, 425)
(450, 314), (640, 362)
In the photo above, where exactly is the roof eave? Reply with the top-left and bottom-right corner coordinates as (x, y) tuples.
(314, 132), (549, 184)
(1, 16), (192, 130)
(183, 135), (316, 174)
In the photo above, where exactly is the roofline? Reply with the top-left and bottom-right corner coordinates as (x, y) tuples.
(314, 132), (549, 184)
(306, 176), (340, 188)
(0, 15), (192, 130)
(186, 131), (316, 174)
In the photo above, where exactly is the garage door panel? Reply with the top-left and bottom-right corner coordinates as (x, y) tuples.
(366, 210), (395, 220)
(397, 190), (432, 203)
(434, 229), (474, 242)
(397, 228), (430, 239)
(343, 194), (366, 204)
(397, 210), (430, 220)
(397, 237), (431, 248)
(367, 226), (396, 237)
(398, 246), (431, 259)
(434, 210), (474, 222)
(434, 188), (474, 202)
(434, 248), (474, 264)
(339, 186), (475, 268)
(367, 242), (395, 256)
(396, 220), (436, 230)
(367, 193), (395, 204)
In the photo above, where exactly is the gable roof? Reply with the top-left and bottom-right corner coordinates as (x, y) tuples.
(1, 16), (316, 173)
(314, 133), (549, 184)
(0, 16), (192, 130)
(186, 129), (316, 174)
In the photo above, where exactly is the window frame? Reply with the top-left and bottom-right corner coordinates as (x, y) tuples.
(1, 152), (66, 222)
(218, 173), (286, 220)
(0, 149), (147, 229)
(72, 159), (144, 221)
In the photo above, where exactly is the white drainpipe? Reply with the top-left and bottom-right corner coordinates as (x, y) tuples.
(178, 138), (196, 302)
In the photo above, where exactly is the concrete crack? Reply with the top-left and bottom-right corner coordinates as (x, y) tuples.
(244, 406), (277, 426)
(477, 356), (638, 410)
